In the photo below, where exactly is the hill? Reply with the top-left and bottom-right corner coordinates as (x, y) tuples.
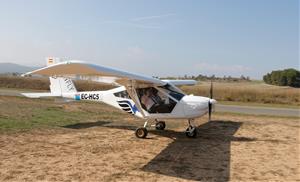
(0, 63), (39, 74)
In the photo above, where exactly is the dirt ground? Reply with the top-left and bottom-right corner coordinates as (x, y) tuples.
(0, 113), (299, 182)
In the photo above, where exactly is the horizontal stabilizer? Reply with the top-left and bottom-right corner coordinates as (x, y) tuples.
(21, 93), (60, 98)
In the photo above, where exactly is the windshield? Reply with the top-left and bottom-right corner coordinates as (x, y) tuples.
(159, 84), (185, 101)
(136, 87), (177, 114)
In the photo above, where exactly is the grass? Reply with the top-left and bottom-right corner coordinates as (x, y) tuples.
(181, 81), (300, 106)
(218, 101), (300, 109)
(213, 111), (300, 119)
(0, 106), (84, 131)
(0, 107), (78, 130)
(0, 96), (127, 132)
(0, 95), (298, 132)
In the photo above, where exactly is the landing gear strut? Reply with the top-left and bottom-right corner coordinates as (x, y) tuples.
(185, 119), (197, 138)
(135, 119), (197, 138)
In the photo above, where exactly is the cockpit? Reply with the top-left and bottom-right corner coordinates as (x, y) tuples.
(114, 84), (185, 114)
(137, 85), (184, 114)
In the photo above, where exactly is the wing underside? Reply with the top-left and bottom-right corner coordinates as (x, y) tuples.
(24, 60), (165, 87)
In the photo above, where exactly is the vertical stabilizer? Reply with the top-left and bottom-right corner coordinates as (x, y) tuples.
(50, 77), (77, 95)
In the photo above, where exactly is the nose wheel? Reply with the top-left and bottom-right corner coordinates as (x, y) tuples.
(185, 119), (197, 138)
(185, 126), (197, 138)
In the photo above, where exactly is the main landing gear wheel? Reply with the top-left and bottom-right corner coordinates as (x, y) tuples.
(135, 128), (148, 138)
(185, 126), (197, 138)
(155, 121), (166, 130)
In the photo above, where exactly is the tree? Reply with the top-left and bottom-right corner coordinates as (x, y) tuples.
(263, 68), (300, 88)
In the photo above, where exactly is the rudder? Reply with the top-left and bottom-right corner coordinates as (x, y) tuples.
(50, 77), (77, 95)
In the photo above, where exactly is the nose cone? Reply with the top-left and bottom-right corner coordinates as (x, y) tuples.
(209, 99), (217, 105)
(182, 95), (212, 118)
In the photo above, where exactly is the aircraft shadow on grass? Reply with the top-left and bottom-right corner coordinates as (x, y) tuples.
(64, 120), (255, 181)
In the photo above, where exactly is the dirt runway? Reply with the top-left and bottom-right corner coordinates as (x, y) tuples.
(0, 114), (299, 181)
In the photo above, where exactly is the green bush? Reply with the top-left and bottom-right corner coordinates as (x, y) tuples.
(263, 69), (300, 88)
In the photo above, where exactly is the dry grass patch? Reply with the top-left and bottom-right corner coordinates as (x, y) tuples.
(0, 76), (115, 91)
(182, 81), (300, 106)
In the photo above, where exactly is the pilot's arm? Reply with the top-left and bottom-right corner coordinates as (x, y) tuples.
(158, 91), (169, 104)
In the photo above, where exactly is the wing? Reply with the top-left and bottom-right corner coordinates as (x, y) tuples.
(23, 60), (168, 118)
(162, 79), (197, 86)
(23, 60), (166, 87)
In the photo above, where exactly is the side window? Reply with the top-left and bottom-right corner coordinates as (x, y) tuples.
(136, 87), (177, 114)
(114, 90), (130, 99)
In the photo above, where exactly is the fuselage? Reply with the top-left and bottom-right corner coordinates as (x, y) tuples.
(61, 86), (216, 120)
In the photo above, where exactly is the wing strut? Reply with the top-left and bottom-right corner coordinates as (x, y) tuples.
(125, 80), (146, 118)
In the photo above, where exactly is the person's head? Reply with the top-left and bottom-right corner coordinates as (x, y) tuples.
(145, 89), (150, 96)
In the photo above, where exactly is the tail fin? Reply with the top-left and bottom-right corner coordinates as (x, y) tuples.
(50, 77), (77, 94)
(22, 77), (77, 98)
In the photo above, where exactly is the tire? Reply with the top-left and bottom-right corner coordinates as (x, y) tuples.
(155, 121), (166, 130)
(185, 127), (197, 138)
(135, 128), (148, 138)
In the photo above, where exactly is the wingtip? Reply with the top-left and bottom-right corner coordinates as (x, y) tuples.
(20, 60), (86, 77)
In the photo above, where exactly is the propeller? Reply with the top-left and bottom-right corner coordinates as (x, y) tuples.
(208, 80), (213, 121)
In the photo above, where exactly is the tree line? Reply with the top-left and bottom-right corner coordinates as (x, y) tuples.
(160, 74), (251, 82)
(263, 68), (300, 88)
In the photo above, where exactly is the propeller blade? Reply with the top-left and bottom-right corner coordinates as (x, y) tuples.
(208, 80), (213, 121)
(210, 80), (213, 99)
(208, 101), (212, 121)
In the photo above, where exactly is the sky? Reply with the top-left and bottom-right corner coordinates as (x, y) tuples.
(0, 0), (298, 79)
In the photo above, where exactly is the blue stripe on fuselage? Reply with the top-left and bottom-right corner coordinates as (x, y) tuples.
(118, 100), (139, 114)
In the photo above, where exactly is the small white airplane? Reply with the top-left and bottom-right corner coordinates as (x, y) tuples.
(22, 58), (216, 138)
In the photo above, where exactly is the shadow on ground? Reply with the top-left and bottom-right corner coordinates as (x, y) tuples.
(64, 121), (112, 129)
(144, 121), (256, 181)
(64, 120), (255, 181)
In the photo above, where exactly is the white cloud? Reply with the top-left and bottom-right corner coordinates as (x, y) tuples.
(131, 13), (176, 21)
(100, 21), (160, 29)
(99, 13), (175, 30)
